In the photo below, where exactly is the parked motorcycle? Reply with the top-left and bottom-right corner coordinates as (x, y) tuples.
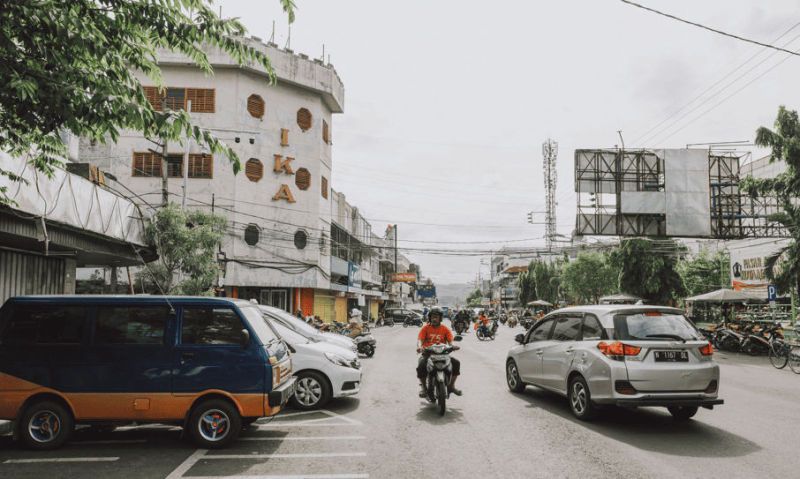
(331, 321), (377, 357)
(403, 315), (423, 328)
(741, 322), (783, 356)
(421, 338), (462, 416)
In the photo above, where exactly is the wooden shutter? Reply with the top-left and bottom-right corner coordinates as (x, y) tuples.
(297, 108), (312, 131)
(245, 158), (264, 182)
(295, 168), (311, 190)
(132, 152), (162, 177)
(143, 87), (162, 111)
(247, 94), (265, 118)
(187, 88), (215, 113)
(321, 176), (329, 199)
(166, 154), (183, 178)
(188, 154), (213, 178)
(322, 120), (330, 144)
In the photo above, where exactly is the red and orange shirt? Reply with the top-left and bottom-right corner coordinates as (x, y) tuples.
(418, 324), (454, 348)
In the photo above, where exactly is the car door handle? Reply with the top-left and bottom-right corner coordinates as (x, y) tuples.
(180, 352), (195, 364)
(565, 348), (574, 354)
(535, 350), (543, 356)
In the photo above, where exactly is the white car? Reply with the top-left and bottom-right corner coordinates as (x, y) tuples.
(269, 319), (362, 410)
(260, 305), (357, 353)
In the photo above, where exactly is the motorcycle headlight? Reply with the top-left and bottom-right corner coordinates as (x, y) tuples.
(325, 352), (358, 369)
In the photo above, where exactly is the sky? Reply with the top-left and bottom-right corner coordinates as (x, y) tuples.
(219, 0), (800, 284)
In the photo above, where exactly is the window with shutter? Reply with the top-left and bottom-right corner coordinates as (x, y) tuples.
(321, 176), (329, 199)
(164, 88), (186, 110)
(132, 152), (162, 177)
(187, 88), (215, 113)
(143, 87), (162, 111)
(297, 108), (312, 131)
(166, 155), (183, 178)
(245, 159), (264, 182)
(188, 154), (213, 179)
(247, 94), (265, 119)
(322, 119), (330, 144)
(295, 168), (311, 190)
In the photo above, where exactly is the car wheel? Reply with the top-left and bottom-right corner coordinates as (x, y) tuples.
(188, 399), (242, 449)
(568, 375), (597, 421)
(363, 344), (375, 357)
(19, 400), (74, 450)
(668, 406), (698, 421)
(291, 371), (331, 411)
(506, 360), (526, 393)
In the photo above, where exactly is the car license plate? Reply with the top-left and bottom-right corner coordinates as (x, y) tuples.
(654, 350), (688, 362)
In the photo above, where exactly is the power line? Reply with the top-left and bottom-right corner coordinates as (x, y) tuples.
(620, 0), (800, 57)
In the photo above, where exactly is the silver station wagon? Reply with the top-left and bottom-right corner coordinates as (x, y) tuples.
(505, 305), (723, 421)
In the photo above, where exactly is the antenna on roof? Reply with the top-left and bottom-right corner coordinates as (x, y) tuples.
(269, 20), (275, 44)
(219, 5), (222, 18)
(321, 43), (325, 62)
(285, 22), (292, 50)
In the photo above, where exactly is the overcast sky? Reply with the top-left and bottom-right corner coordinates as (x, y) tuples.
(220, 0), (800, 284)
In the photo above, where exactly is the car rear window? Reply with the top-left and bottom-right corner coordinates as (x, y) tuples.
(613, 312), (703, 341)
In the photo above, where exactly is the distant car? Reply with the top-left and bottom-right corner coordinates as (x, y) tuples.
(384, 308), (423, 324)
(505, 305), (723, 421)
(268, 320), (362, 410)
(259, 305), (357, 354)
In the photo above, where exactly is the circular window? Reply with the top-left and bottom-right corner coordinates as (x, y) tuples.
(297, 108), (312, 131)
(294, 230), (308, 250)
(244, 224), (260, 246)
(247, 94), (265, 119)
(295, 168), (311, 190)
(245, 158), (263, 182)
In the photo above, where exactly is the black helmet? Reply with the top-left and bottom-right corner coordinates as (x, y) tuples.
(429, 307), (443, 320)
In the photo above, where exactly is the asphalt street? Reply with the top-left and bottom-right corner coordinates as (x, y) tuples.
(1, 322), (799, 479)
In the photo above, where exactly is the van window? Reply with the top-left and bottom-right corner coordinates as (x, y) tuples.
(95, 306), (169, 345)
(0, 304), (87, 345)
(182, 307), (243, 345)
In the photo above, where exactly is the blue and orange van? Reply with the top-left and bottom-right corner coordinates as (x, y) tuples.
(0, 296), (295, 449)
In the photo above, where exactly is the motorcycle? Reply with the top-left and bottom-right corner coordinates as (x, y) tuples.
(741, 322), (783, 356)
(476, 320), (497, 341)
(331, 322), (377, 357)
(421, 338), (462, 416)
(507, 314), (518, 328)
(403, 315), (423, 328)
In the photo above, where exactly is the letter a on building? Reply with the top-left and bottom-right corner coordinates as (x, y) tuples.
(274, 155), (295, 175)
(273, 184), (296, 203)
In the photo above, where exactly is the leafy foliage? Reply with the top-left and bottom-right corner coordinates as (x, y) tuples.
(141, 203), (226, 295)
(466, 288), (483, 307)
(517, 259), (561, 306)
(608, 239), (686, 305)
(742, 106), (800, 296)
(677, 249), (731, 297)
(0, 0), (295, 204)
(560, 252), (618, 304)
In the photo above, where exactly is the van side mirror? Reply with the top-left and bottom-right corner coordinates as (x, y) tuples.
(515, 333), (524, 344)
(240, 329), (251, 347)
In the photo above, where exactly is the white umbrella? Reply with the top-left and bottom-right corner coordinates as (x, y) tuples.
(527, 300), (553, 307)
(685, 288), (761, 303)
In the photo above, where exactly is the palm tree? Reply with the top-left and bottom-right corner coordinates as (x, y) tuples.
(745, 106), (800, 299)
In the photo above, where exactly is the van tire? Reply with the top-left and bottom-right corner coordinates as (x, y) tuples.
(19, 400), (74, 450)
(188, 399), (241, 449)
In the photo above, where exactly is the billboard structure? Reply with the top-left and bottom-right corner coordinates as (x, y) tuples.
(574, 149), (789, 239)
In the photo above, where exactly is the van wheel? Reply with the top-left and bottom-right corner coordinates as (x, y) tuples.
(568, 376), (597, 421)
(291, 371), (331, 411)
(506, 360), (526, 393)
(19, 400), (74, 450)
(188, 399), (241, 449)
(668, 406), (698, 421)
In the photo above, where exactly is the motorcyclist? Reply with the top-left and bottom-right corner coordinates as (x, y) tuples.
(416, 307), (461, 397)
(348, 308), (364, 338)
(476, 310), (491, 335)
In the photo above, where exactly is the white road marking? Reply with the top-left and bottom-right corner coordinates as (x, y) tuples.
(240, 436), (366, 441)
(254, 423), (360, 429)
(165, 449), (206, 479)
(256, 410), (361, 428)
(187, 475), (368, 479)
(318, 410), (363, 426)
(4, 457), (119, 464)
(202, 452), (367, 460)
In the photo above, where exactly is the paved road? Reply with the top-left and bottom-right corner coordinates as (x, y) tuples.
(1, 323), (799, 478)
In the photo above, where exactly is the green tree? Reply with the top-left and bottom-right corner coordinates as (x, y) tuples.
(561, 252), (618, 303)
(517, 269), (534, 306)
(608, 239), (686, 305)
(0, 0), (296, 204)
(677, 249), (731, 297)
(140, 203), (227, 295)
(466, 288), (483, 307)
(742, 105), (800, 298)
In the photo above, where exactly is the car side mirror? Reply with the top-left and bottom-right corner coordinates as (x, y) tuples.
(515, 333), (524, 344)
(240, 329), (251, 348)
(454, 335), (463, 342)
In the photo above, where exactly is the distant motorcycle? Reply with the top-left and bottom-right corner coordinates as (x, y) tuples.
(403, 315), (423, 328)
(453, 318), (469, 335)
(420, 340), (461, 416)
(507, 315), (518, 328)
(476, 320), (497, 341)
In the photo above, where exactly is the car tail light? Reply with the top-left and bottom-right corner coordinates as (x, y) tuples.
(615, 380), (637, 395)
(644, 311), (662, 317)
(705, 380), (718, 394)
(699, 342), (714, 356)
(597, 341), (641, 358)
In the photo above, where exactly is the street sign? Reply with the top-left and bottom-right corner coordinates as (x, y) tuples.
(768, 284), (778, 302)
(390, 272), (417, 283)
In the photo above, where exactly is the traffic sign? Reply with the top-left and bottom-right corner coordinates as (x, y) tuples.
(768, 284), (778, 302)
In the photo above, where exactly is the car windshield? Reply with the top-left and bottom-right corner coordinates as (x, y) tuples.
(239, 306), (282, 346)
(262, 307), (320, 339)
(271, 320), (310, 345)
(613, 313), (704, 341)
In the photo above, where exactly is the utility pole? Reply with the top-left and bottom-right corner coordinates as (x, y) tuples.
(161, 137), (169, 206)
(394, 224), (398, 275)
(182, 100), (192, 210)
(543, 139), (558, 252)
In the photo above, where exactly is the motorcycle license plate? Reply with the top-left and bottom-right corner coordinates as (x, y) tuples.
(654, 350), (688, 362)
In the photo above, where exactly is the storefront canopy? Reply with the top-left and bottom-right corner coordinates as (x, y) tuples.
(685, 288), (761, 303)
